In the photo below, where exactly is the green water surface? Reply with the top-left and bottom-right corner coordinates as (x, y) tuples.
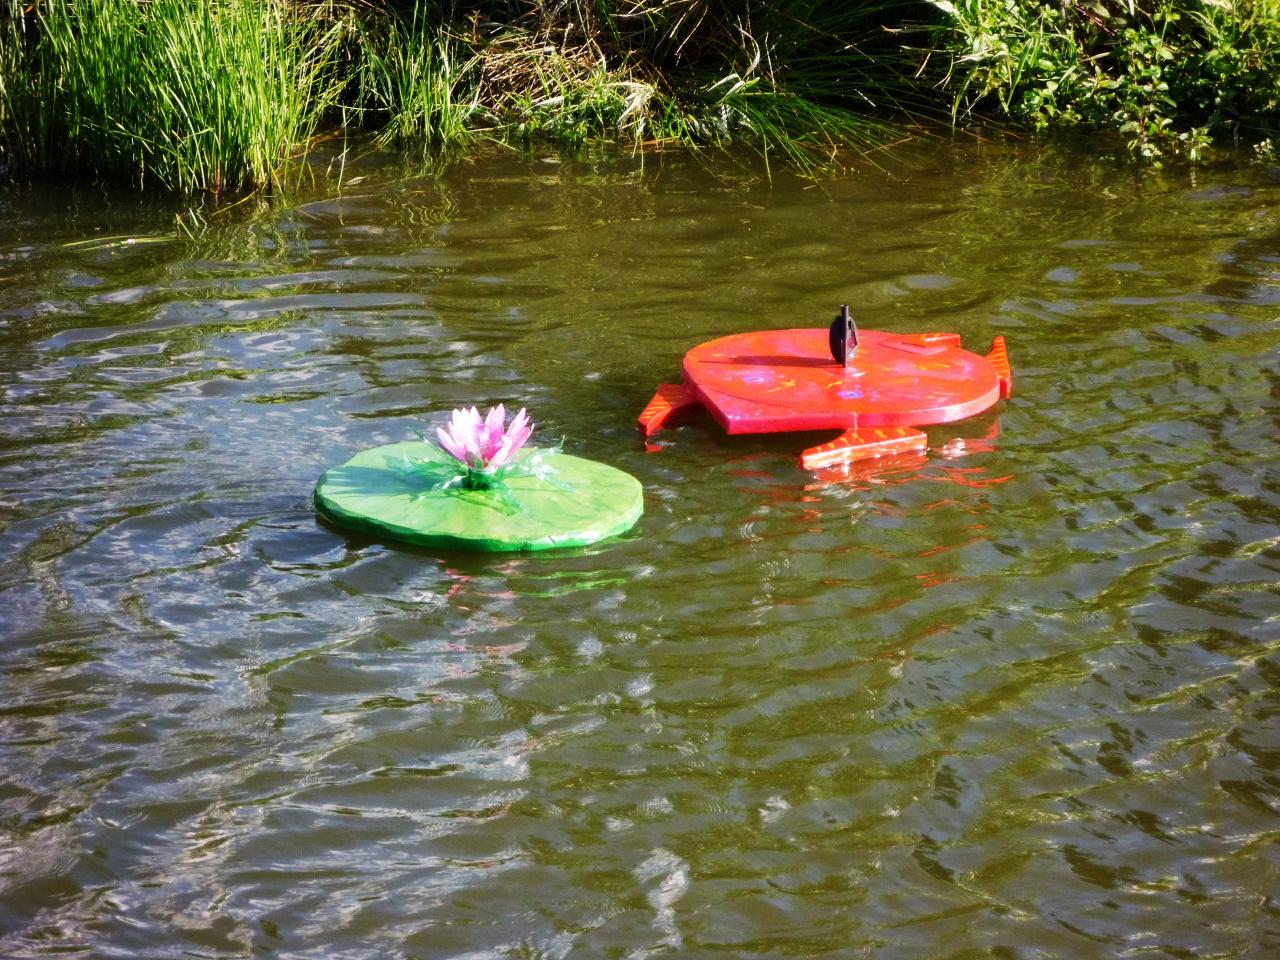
(0, 140), (1277, 958)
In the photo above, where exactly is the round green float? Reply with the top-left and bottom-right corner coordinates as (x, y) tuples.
(315, 442), (643, 551)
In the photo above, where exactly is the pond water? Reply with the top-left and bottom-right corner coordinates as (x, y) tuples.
(1, 138), (1278, 959)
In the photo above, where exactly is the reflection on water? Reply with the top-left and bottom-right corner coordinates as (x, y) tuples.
(1, 141), (1278, 958)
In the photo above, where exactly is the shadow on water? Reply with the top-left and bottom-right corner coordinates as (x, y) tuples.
(1, 140), (1278, 958)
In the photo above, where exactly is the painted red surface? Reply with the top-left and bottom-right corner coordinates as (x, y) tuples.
(639, 327), (1011, 468)
(681, 328), (1001, 434)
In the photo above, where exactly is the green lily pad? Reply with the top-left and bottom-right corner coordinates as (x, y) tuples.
(314, 442), (643, 552)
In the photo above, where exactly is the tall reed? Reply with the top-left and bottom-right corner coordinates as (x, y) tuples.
(357, 4), (483, 150)
(0, 0), (345, 192)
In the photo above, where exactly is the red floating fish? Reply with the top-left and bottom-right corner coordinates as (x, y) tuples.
(640, 306), (1012, 470)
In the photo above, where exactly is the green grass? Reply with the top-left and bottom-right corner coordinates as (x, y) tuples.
(356, 5), (483, 150)
(1, 0), (345, 192)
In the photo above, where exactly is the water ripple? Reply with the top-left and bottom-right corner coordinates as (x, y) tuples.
(0, 145), (1278, 958)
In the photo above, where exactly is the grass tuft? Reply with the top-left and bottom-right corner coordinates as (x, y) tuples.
(1, 0), (345, 192)
(357, 4), (483, 150)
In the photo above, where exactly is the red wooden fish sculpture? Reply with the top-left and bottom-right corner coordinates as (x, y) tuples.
(639, 306), (1012, 470)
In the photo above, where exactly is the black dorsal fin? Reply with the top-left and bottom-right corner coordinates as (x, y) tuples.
(829, 304), (858, 367)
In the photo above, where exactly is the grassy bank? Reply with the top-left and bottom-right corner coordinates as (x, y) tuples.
(1, 0), (932, 191)
(2, 1), (1279, 192)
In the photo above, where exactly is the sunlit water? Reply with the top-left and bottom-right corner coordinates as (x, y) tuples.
(1, 139), (1278, 958)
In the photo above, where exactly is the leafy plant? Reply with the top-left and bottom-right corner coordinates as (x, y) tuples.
(928, 0), (1280, 163)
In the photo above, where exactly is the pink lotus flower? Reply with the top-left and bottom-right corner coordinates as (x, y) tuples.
(436, 404), (533, 472)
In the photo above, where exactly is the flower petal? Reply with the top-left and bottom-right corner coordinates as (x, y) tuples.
(485, 410), (530, 469)
(464, 408), (488, 463)
(436, 425), (468, 465)
(484, 404), (506, 435)
(443, 407), (481, 466)
(482, 405), (507, 461)
(507, 408), (533, 451)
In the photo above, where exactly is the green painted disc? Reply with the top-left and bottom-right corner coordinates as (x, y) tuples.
(314, 442), (643, 552)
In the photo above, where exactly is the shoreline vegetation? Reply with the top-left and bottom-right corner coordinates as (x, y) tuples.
(1, 0), (1278, 194)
